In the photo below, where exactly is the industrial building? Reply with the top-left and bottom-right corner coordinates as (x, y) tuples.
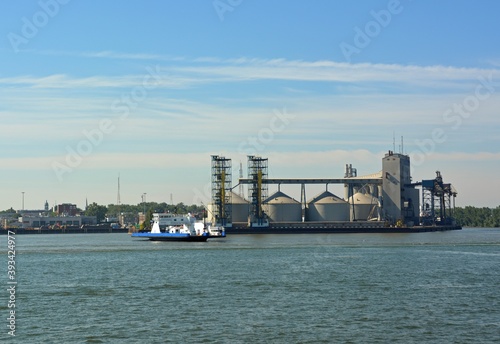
(209, 151), (459, 231)
(19, 214), (97, 229)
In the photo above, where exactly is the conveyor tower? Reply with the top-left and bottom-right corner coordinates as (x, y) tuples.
(211, 155), (232, 226)
(247, 156), (268, 226)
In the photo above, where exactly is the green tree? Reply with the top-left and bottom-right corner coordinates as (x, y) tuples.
(0, 207), (16, 214)
(84, 202), (107, 223)
(144, 209), (154, 231)
(454, 205), (500, 227)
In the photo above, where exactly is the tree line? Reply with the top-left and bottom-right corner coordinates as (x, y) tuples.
(84, 202), (205, 223)
(453, 206), (500, 228)
(3, 204), (499, 228)
(0, 203), (205, 225)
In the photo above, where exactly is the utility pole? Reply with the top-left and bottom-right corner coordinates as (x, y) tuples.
(117, 174), (121, 224)
(239, 162), (244, 198)
(142, 193), (147, 215)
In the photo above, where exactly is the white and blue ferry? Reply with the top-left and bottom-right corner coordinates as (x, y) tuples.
(132, 213), (225, 242)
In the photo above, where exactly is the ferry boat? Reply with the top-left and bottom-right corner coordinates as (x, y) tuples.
(132, 213), (225, 242)
(153, 213), (195, 229)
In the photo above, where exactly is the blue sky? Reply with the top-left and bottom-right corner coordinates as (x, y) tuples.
(1, 0), (500, 210)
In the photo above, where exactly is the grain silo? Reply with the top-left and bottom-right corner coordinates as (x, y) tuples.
(263, 191), (302, 222)
(206, 203), (216, 225)
(306, 191), (349, 221)
(231, 191), (250, 223)
(348, 192), (378, 221)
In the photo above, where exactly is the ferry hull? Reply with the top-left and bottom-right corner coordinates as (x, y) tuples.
(131, 232), (209, 242)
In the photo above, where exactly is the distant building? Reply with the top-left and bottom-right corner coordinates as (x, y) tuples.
(16, 201), (50, 217)
(55, 203), (78, 216)
(1, 214), (18, 229)
(119, 212), (138, 226)
(138, 212), (146, 226)
(19, 215), (97, 229)
(17, 209), (47, 216)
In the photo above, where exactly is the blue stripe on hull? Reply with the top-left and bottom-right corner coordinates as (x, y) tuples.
(131, 232), (209, 242)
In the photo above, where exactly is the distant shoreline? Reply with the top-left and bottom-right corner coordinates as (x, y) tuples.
(1, 224), (463, 235)
(0, 227), (130, 235)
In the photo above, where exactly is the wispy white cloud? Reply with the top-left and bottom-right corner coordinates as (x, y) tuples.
(20, 49), (185, 62)
(165, 58), (500, 87)
(2, 54), (499, 199)
(0, 149), (210, 171)
(0, 73), (200, 89)
(6, 51), (500, 89)
(0, 149), (399, 173)
(418, 151), (500, 163)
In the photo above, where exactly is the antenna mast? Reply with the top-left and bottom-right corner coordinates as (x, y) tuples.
(117, 174), (121, 206)
(239, 162), (244, 198)
(117, 174), (121, 220)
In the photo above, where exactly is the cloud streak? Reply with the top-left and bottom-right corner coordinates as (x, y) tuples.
(3, 52), (500, 90)
(167, 58), (500, 86)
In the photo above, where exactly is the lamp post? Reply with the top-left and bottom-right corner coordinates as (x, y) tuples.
(22, 192), (25, 211)
(142, 193), (147, 215)
(141, 193), (148, 228)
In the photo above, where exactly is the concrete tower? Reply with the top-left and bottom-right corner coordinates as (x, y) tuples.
(381, 151), (419, 224)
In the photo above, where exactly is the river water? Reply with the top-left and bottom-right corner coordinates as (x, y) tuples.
(2, 228), (500, 343)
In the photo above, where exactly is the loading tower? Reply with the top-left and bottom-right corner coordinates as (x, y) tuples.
(211, 155), (232, 226)
(247, 156), (268, 226)
(420, 171), (457, 225)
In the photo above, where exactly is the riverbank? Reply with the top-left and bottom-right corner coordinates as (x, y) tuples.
(0, 227), (130, 235)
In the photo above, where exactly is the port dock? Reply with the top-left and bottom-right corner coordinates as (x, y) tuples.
(208, 151), (460, 233)
(1, 226), (129, 235)
(227, 222), (461, 234)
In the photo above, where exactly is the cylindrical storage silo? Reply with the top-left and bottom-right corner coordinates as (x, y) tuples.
(353, 185), (360, 194)
(306, 191), (350, 221)
(263, 191), (302, 222)
(344, 184), (350, 201)
(207, 203), (216, 225)
(231, 191), (250, 223)
(348, 192), (378, 221)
